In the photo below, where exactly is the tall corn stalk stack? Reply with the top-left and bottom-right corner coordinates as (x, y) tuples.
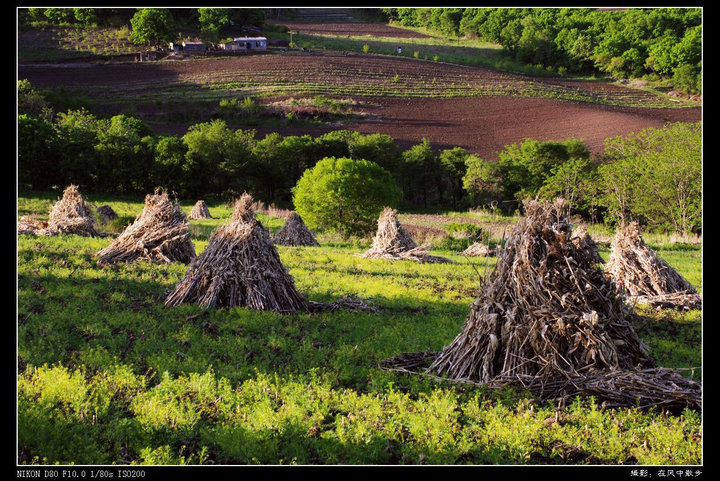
(383, 199), (700, 411)
(46, 185), (98, 236)
(361, 207), (451, 263)
(273, 212), (320, 247)
(165, 193), (309, 312)
(605, 222), (701, 310)
(96, 189), (196, 264)
(188, 200), (212, 220)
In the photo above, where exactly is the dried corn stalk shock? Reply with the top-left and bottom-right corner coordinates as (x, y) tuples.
(165, 193), (309, 313)
(188, 200), (213, 220)
(166, 193), (376, 314)
(42, 185), (99, 236)
(605, 222), (702, 310)
(383, 199), (701, 412)
(273, 212), (320, 247)
(96, 189), (196, 264)
(361, 207), (452, 263)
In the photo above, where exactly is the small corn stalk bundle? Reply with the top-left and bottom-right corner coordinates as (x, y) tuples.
(605, 222), (701, 310)
(188, 200), (212, 220)
(459, 242), (497, 257)
(361, 207), (451, 263)
(95, 205), (118, 225)
(96, 189), (196, 264)
(46, 185), (98, 236)
(273, 212), (320, 247)
(165, 193), (309, 313)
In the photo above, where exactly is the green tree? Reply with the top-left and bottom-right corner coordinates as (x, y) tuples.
(17, 80), (53, 121)
(53, 109), (101, 190)
(347, 133), (401, 175)
(198, 8), (230, 44)
(537, 157), (596, 216)
(401, 138), (441, 207)
(130, 8), (175, 47)
(94, 115), (155, 193)
(599, 123), (701, 234)
(462, 155), (501, 206)
(673, 63), (701, 94)
(182, 120), (254, 197)
(152, 135), (189, 193)
(73, 8), (97, 27)
(439, 147), (471, 208)
(292, 157), (402, 237)
(495, 138), (591, 205)
(18, 115), (60, 190)
(43, 8), (75, 25)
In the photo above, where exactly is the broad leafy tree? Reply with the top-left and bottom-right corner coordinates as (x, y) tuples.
(130, 8), (175, 47)
(293, 157), (402, 237)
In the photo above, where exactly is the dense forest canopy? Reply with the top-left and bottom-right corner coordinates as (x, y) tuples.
(386, 7), (701, 92)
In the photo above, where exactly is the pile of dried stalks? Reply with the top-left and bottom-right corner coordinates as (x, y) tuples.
(166, 193), (377, 314)
(46, 185), (98, 236)
(96, 205), (118, 225)
(382, 351), (700, 412)
(459, 242), (497, 257)
(487, 368), (701, 412)
(361, 207), (451, 263)
(165, 193), (309, 312)
(273, 212), (320, 247)
(17, 216), (52, 236)
(381, 199), (701, 411)
(428, 199), (653, 382)
(571, 224), (604, 265)
(188, 200), (212, 220)
(96, 190), (196, 264)
(605, 222), (701, 310)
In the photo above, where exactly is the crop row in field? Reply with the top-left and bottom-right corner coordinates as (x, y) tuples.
(19, 53), (693, 109)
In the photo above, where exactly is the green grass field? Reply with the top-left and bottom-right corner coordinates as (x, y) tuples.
(17, 193), (702, 465)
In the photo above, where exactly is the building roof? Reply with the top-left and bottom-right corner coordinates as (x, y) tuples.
(232, 37), (267, 42)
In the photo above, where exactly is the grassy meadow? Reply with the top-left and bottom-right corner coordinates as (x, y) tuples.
(16, 192), (702, 465)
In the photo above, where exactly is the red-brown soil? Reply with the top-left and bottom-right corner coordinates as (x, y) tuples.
(18, 52), (701, 159)
(337, 96), (701, 159)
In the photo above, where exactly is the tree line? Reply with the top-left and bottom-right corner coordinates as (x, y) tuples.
(18, 80), (701, 235)
(19, 8), (269, 47)
(383, 7), (702, 94)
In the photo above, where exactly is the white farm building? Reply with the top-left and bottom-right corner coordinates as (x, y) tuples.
(220, 37), (267, 52)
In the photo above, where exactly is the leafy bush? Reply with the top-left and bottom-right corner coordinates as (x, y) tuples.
(292, 157), (402, 237)
(444, 222), (482, 240)
(217, 97), (267, 122)
(672, 63), (701, 94)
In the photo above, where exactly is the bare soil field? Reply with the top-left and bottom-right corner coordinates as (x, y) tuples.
(271, 21), (434, 38)
(19, 52), (700, 159)
(338, 96), (701, 159)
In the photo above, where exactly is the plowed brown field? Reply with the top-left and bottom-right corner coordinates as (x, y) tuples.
(18, 51), (701, 159)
